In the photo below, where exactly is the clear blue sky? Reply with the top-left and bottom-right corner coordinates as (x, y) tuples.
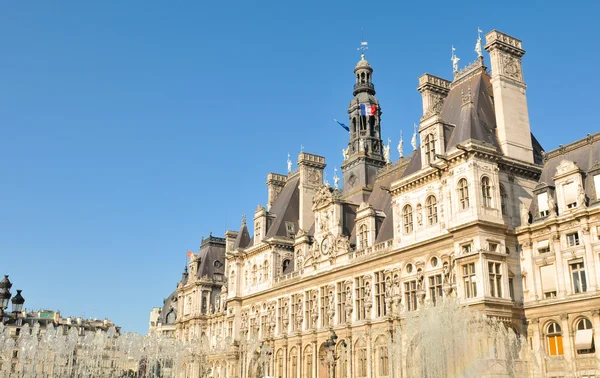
(1, 1), (597, 334)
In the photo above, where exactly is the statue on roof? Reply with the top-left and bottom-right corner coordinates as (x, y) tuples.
(475, 28), (483, 58)
(451, 46), (460, 73)
(397, 131), (404, 158)
(411, 123), (418, 151)
(342, 146), (349, 161)
(287, 153), (292, 173)
(333, 168), (340, 189)
(383, 138), (391, 164)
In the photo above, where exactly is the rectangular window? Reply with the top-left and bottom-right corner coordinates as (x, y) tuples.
(462, 244), (472, 254)
(374, 271), (387, 317)
(537, 240), (550, 253)
(261, 315), (267, 338)
(277, 298), (284, 335)
(228, 320), (233, 338)
(320, 286), (329, 328)
(567, 232), (580, 247)
(488, 262), (503, 298)
(291, 294), (300, 332)
(538, 192), (549, 217)
(336, 282), (347, 324)
(488, 242), (499, 253)
(428, 274), (443, 305)
(570, 261), (587, 293)
(304, 291), (315, 329)
(355, 276), (366, 321)
(564, 182), (577, 208)
(463, 263), (477, 298)
(509, 277), (515, 300)
(404, 280), (418, 311)
(540, 265), (557, 298)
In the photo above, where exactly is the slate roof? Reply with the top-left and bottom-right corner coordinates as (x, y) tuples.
(159, 290), (178, 324)
(195, 236), (226, 279)
(538, 133), (600, 198)
(265, 176), (300, 239)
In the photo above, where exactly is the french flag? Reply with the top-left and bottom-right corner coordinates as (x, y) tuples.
(360, 104), (377, 116)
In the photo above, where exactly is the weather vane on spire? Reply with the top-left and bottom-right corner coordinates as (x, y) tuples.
(475, 28), (483, 58)
(358, 27), (368, 57)
(451, 45), (460, 73)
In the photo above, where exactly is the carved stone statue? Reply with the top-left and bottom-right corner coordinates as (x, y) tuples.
(342, 147), (349, 161)
(345, 286), (353, 307)
(383, 139), (391, 164)
(364, 281), (371, 299)
(359, 139), (366, 152)
(328, 292), (335, 310)
(548, 194), (557, 216)
(520, 203), (530, 225)
(416, 269), (424, 290)
(287, 153), (292, 173)
(385, 277), (393, 298)
(443, 262), (450, 284)
(578, 184), (587, 208)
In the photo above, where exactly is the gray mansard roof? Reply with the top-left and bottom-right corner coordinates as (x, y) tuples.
(194, 235), (226, 279)
(265, 175), (300, 239)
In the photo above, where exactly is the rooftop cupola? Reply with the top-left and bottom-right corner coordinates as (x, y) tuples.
(353, 54), (375, 96)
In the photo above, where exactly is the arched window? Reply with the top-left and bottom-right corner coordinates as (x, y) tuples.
(403, 205), (413, 233)
(166, 310), (176, 324)
(282, 259), (291, 272)
(304, 345), (313, 378)
(576, 318), (595, 354)
(458, 179), (469, 210)
(375, 337), (389, 377)
(352, 118), (357, 133)
(500, 184), (507, 215)
(426, 196), (438, 225)
(546, 322), (563, 356)
(355, 339), (368, 378)
(359, 224), (368, 249)
(481, 176), (492, 207)
(360, 72), (365, 83)
(288, 347), (298, 378)
(263, 260), (269, 281)
(424, 134), (436, 164)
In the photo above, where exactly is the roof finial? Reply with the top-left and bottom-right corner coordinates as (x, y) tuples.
(323, 171), (329, 187)
(475, 28), (483, 58)
(300, 144), (304, 153)
(241, 214), (246, 226)
(397, 130), (404, 158)
(411, 123), (418, 151)
(451, 45), (460, 73)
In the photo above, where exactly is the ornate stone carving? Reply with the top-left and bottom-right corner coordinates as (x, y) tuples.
(578, 184), (587, 208)
(312, 185), (335, 210)
(520, 203), (530, 225)
(502, 55), (521, 80)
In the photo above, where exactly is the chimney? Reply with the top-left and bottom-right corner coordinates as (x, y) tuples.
(417, 73), (451, 120)
(266, 173), (287, 210)
(298, 152), (326, 231)
(484, 30), (534, 164)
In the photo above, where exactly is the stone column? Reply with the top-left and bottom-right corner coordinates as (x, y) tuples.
(551, 233), (568, 297)
(581, 224), (598, 291)
(283, 343), (288, 378)
(313, 339), (318, 378)
(297, 341), (302, 378)
(560, 314), (572, 362)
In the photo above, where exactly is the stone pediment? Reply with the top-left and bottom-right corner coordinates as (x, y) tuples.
(554, 160), (580, 179)
(312, 185), (340, 210)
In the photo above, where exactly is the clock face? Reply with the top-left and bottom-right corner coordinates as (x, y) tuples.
(321, 237), (331, 255)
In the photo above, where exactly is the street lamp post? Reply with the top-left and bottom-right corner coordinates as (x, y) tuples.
(324, 331), (346, 378)
(0, 275), (25, 325)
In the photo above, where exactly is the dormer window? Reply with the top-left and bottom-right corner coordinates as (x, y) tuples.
(359, 224), (368, 248)
(563, 182), (577, 209)
(424, 134), (436, 164)
(538, 192), (549, 218)
(285, 222), (296, 238)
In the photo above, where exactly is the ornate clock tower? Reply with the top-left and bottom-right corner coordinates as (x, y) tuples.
(341, 49), (386, 203)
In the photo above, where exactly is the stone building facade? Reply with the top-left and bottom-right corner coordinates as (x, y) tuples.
(152, 30), (600, 377)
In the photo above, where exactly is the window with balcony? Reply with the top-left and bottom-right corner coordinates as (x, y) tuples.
(570, 261), (587, 294)
(463, 263), (477, 298)
(488, 262), (502, 298)
(458, 179), (469, 210)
